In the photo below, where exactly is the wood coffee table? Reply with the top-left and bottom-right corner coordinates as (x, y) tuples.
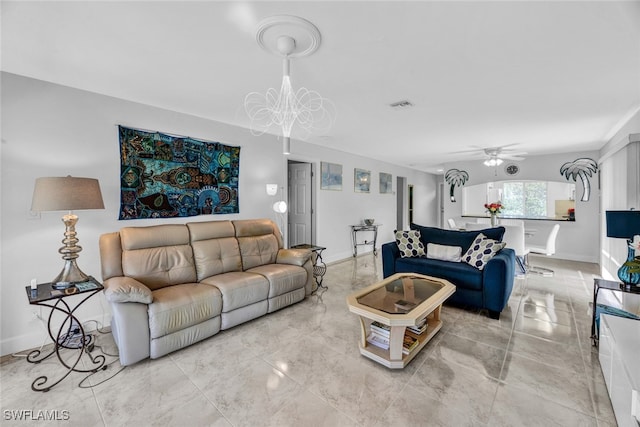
(346, 273), (455, 369)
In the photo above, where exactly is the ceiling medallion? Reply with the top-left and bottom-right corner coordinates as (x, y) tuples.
(255, 15), (321, 59)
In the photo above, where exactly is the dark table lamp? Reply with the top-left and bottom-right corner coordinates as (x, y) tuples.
(605, 210), (640, 286)
(31, 176), (105, 289)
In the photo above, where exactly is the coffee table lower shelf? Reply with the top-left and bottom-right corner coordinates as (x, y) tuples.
(357, 311), (442, 369)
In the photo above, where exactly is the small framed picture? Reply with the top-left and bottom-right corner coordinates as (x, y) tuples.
(354, 168), (371, 193)
(379, 172), (392, 194)
(321, 162), (343, 191)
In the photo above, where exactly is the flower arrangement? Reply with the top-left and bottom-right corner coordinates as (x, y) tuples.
(484, 202), (503, 215)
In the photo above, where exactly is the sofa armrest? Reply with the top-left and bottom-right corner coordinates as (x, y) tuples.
(277, 249), (315, 295)
(481, 248), (516, 313)
(276, 249), (312, 267)
(103, 277), (153, 304)
(382, 242), (400, 278)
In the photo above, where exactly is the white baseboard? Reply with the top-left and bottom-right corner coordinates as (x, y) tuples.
(533, 252), (599, 264)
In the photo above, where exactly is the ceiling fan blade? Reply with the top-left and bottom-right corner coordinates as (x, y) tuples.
(500, 154), (526, 161)
(449, 147), (486, 155)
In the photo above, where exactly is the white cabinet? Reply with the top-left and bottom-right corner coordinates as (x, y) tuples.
(599, 314), (640, 427)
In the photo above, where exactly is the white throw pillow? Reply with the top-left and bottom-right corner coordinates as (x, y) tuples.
(426, 243), (462, 262)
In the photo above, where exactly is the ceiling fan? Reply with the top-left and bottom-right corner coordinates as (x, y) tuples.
(481, 147), (527, 166)
(456, 145), (527, 166)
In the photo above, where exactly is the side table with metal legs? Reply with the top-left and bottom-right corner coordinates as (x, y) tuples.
(291, 244), (327, 290)
(350, 224), (380, 257)
(25, 277), (108, 392)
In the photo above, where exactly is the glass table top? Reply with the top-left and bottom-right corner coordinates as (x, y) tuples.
(356, 275), (446, 314)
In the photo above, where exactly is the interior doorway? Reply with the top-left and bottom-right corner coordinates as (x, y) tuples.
(287, 161), (314, 247)
(438, 182), (445, 228)
(396, 176), (407, 230)
(408, 184), (414, 225)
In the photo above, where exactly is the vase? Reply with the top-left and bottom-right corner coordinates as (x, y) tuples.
(618, 244), (640, 286)
(490, 213), (497, 227)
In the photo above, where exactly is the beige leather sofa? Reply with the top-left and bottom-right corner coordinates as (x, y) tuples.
(99, 219), (314, 366)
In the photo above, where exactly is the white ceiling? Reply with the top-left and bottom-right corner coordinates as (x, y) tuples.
(2, 1), (640, 172)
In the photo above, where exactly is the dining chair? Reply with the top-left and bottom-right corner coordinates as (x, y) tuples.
(525, 224), (560, 276)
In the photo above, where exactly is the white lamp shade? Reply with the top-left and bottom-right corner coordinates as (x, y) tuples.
(273, 201), (287, 213)
(31, 176), (105, 212)
(266, 184), (278, 196)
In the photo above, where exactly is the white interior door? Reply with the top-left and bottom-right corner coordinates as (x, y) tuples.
(288, 162), (312, 246)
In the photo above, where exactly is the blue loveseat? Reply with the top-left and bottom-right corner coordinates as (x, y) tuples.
(382, 224), (516, 319)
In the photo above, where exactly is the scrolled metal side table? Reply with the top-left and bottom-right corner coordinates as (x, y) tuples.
(25, 277), (107, 392)
(291, 244), (327, 290)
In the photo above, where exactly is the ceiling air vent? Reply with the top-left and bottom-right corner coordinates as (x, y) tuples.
(389, 100), (413, 109)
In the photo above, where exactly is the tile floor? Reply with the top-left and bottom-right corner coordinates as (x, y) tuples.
(0, 254), (617, 426)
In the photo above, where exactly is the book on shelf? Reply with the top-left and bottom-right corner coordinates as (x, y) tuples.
(402, 334), (419, 354)
(370, 321), (391, 336)
(371, 321), (390, 331)
(394, 299), (418, 311)
(366, 333), (390, 350)
(370, 325), (390, 337)
(369, 329), (390, 341)
(407, 324), (427, 335)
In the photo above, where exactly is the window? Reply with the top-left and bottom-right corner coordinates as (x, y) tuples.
(461, 180), (575, 219)
(502, 181), (547, 218)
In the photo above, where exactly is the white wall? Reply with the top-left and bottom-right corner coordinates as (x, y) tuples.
(0, 73), (436, 355)
(599, 107), (640, 281)
(286, 142), (438, 262)
(441, 151), (601, 263)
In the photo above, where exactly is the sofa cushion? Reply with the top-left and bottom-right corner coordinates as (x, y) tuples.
(410, 223), (505, 254)
(191, 237), (242, 279)
(237, 234), (280, 270)
(120, 224), (197, 290)
(462, 233), (506, 270)
(234, 219), (282, 270)
(121, 245), (197, 290)
(395, 230), (426, 258)
(200, 271), (270, 312)
(395, 257), (483, 290)
(148, 283), (222, 339)
(247, 264), (307, 298)
(426, 243), (462, 262)
(188, 221), (242, 280)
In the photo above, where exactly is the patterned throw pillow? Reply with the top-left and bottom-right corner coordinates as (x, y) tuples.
(462, 233), (506, 270)
(395, 230), (426, 258)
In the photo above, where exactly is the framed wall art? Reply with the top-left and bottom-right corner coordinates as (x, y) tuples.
(379, 172), (392, 194)
(320, 162), (343, 190)
(354, 168), (371, 193)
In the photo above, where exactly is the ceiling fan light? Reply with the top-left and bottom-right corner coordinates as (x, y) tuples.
(483, 158), (503, 167)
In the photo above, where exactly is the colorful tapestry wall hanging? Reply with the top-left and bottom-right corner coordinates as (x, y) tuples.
(118, 126), (240, 220)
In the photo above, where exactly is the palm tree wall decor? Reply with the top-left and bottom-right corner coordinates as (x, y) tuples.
(445, 169), (470, 202)
(560, 158), (598, 202)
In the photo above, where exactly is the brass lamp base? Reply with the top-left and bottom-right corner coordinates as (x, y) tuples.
(52, 260), (90, 289)
(51, 213), (89, 290)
